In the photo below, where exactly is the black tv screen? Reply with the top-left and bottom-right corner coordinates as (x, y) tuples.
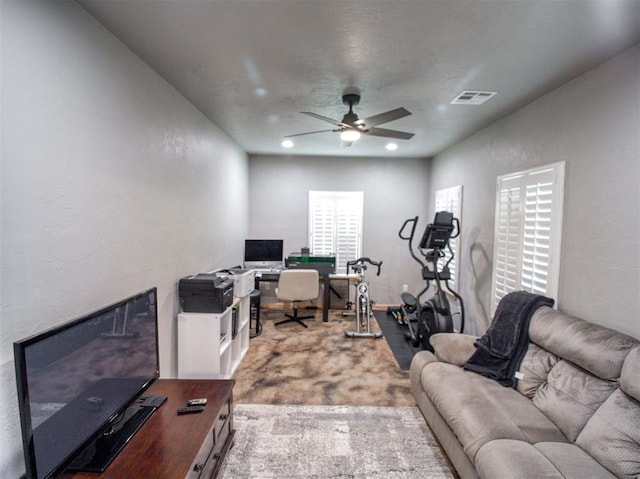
(14, 288), (159, 479)
(244, 239), (284, 268)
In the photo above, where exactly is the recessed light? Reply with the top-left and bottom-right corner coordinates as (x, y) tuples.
(281, 139), (294, 148)
(385, 142), (398, 151)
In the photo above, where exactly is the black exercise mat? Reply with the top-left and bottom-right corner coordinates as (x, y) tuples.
(374, 310), (421, 370)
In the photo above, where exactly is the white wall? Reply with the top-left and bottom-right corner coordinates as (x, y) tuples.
(429, 45), (640, 337)
(248, 154), (431, 304)
(0, 2), (248, 477)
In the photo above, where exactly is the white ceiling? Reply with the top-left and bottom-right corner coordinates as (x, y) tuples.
(79, 0), (640, 158)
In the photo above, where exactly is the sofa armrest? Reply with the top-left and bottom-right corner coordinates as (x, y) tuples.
(410, 350), (439, 375)
(430, 333), (479, 366)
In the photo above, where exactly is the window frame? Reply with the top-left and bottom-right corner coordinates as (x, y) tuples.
(308, 190), (364, 274)
(490, 161), (565, 315)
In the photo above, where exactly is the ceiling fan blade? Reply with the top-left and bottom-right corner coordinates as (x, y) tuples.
(364, 127), (415, 140)
(355, 107), (411, 128)
(284, 129), (338, 138)
(301, 111), (346, 127)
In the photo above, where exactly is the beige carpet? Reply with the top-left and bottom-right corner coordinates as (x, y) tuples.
(232, 308), (415, 407)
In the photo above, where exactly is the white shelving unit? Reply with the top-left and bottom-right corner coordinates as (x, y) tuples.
(178, 293), (251, 380)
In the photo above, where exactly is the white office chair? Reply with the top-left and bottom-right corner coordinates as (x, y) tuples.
(275, 269), (319, 328)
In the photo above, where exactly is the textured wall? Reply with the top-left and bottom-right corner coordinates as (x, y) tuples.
(429, 45), (640, 338)
(248, 155), (431, 305)
(0, 2), (248, 477)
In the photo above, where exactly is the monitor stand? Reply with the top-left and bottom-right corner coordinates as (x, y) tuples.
(67, 399), (164, 473)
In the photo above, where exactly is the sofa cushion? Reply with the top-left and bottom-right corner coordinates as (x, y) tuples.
(516, 343), (559, 398)
(620, 346), (640, 401)
(533, 359), (618, 441)
(576, 388), (640, 479)
(529, 307), (638, 380)
(475, 439), (615, 479)
(421, 362), (567, 461)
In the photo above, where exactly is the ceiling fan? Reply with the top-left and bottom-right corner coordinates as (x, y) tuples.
(285, 93), (415, 145)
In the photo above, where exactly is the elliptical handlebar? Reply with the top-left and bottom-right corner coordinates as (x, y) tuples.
(398, 216), (418, 241)
(451, 217), (461, 239)
(398, 216), (425, 268)
(346, 257), (383, 276)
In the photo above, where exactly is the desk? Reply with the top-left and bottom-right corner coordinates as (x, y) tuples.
(63, 379), (235, 479)
(254, 271), (358, 322)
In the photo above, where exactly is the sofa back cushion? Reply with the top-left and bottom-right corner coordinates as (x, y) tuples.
(575, 388), (640, 479)
(529, 307), (638, 380)
(533, 360), (618, 441)
(620, 346), (640, 401)
(517, 343), (559, 398)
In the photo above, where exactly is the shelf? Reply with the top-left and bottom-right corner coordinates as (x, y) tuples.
(178, 289), (252, 380)
(220, 338), (232, 355)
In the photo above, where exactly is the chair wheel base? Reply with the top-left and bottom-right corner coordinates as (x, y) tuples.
(275, 312), (314, 328)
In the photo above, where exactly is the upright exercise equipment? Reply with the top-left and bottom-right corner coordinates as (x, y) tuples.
(344, 257), (383, 339)
(398, 212), (465, 350)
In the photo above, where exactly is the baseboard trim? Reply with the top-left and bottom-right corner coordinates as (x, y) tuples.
(262, 303), (399, 312)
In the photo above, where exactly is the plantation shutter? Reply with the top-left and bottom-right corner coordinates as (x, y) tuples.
(521, 168), (558, 295)
(309, 191), (363, 273)
(309, 195), (336, 256)
(492, 175), (524, 309)
(434, 185), (462, 289)
(490, 162), (565, 315)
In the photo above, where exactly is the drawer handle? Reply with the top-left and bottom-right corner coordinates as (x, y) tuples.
(193, 463), (204, 473)
(219, 414), (228, 421)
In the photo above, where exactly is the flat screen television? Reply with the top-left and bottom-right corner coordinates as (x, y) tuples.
(243, 239), (284, 269)
(14, 287), (160, 479)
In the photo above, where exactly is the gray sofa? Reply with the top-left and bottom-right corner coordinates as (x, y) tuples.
(410, 306), (640, 479)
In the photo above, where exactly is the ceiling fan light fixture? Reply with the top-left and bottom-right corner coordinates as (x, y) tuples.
(288, 92), (414, 143)
(281, 139), (294, 148)
(385, 142), (398, 151)
(340, 129), (361, 142)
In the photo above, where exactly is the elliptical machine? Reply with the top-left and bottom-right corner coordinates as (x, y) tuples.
(398, 212), (465, 351)
(343, 257), (383, 339)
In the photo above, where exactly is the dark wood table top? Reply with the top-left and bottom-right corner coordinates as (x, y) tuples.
(62, 379), (234, 479)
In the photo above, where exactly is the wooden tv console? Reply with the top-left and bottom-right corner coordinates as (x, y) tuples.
(63, 379), (235, 479)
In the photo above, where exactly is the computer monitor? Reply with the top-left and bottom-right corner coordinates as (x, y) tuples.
(243, 239), (284, 269)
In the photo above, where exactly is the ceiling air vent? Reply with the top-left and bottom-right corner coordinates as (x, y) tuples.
(450, 90), (497, 105)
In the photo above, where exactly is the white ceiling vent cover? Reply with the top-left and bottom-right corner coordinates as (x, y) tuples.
(450, 90), (497, 105)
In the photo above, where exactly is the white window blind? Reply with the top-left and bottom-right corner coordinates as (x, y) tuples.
(309, 191), (363, 273)
(490, 162), (565, 315)
(434, 185), (463, 290)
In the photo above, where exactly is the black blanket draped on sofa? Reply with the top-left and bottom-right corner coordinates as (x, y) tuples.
(464, 291), (554, 387)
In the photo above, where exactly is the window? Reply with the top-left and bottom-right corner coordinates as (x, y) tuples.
(490, 162), (565, 315)
(434, 185), (463, 290)
(308, 191), (363, 273)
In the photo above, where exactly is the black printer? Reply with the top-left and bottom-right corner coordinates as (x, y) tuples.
(179, 274), (234, 313)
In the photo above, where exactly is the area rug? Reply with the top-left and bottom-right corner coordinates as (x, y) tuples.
(232, 309), (415, 407)
(219, 403), (455, 479)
